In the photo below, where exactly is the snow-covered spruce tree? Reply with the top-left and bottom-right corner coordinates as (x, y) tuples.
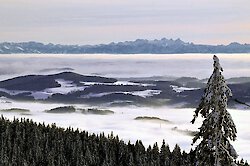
(191, 55), (238, 166)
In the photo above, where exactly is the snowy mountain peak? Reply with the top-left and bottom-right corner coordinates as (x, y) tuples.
(1, 38), (250, 54)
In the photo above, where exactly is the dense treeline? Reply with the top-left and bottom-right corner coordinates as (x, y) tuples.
(0, 116), (248, 166)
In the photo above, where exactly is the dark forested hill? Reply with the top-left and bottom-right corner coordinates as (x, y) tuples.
(0, 72), (250, 108)
(1, 38), (250, 54)
(0, 116), (248, 166)
(0, 72), (116, 91)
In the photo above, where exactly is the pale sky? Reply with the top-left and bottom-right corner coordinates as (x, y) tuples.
(1, 0), (250, 45)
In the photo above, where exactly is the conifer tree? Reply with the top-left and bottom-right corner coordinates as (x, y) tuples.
(191, 55), (238, 166)
(160, 140), (171, 166)
(171, 144), (182, 166)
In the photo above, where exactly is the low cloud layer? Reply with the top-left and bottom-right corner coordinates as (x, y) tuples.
(0, 54), (250, 81)
(0, 100), (249, 161)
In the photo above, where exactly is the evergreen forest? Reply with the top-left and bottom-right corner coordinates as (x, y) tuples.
(0, 116), (248, 166)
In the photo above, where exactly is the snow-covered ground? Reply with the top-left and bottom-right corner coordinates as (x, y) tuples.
(0, 99), (249, 161)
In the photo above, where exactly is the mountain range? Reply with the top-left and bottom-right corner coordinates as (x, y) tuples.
(1, 38), (250, 54)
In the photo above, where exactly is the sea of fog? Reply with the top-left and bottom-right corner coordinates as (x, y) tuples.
(0, 101), (249, 161)
(0, 54), (250, 80)
(0, 53), (250, 161)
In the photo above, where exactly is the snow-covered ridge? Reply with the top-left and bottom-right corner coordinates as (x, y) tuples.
(1, 39), (250, 54)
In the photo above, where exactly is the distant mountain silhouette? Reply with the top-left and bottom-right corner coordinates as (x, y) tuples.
(1, 38), (250, 54)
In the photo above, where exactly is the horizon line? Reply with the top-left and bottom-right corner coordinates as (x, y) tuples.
(1, 38), (249, 46)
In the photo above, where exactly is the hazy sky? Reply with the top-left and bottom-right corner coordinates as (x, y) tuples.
(1, 0), (250, 45)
